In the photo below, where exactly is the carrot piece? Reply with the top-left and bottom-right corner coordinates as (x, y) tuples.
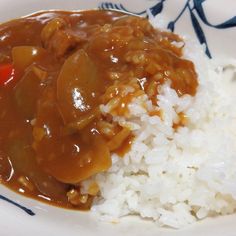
(0, 63), (14, 86)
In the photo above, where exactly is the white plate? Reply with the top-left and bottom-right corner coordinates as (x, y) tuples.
(0, 1), (236, 235)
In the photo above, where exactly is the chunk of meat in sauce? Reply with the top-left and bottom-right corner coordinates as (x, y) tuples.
(41, 18), (81, 58)
(0, 10), (198, 210)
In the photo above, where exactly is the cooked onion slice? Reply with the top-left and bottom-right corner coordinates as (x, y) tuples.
(57, 49), (100, 124)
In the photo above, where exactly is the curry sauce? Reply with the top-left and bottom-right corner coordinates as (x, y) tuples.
(0, 10), (198, 209)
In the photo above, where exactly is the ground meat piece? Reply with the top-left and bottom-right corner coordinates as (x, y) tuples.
(45, 29), (77, 58)
(41, 18), (85, 58)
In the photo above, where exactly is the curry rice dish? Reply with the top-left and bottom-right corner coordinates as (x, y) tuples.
(0, 10), (236, 228)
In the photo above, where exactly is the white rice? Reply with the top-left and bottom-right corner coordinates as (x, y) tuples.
(81, 18), (236, 228)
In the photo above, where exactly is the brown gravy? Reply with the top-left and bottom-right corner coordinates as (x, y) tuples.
(0, 10), (198, 209)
